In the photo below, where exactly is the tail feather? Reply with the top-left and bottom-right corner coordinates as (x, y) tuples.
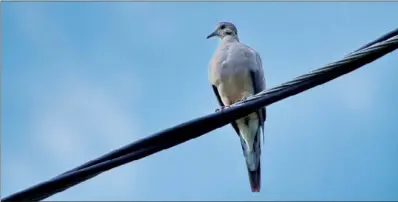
(238, 114), (263, 192)
(248, 161), (261, 192)
(240, 126), (262, 193)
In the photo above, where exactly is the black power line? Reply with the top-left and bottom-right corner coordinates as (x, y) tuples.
(350, 28), (398, 54)
(3, 29), (398, 202)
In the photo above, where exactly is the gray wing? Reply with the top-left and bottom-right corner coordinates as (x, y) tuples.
(250, 71), (266, 123)
(212, 85), (241, 136)
(250, 52), (266, 130)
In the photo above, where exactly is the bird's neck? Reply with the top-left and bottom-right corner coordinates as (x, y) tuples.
(221, 35), (239, 43)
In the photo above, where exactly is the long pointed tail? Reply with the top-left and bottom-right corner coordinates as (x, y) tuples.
(247, 161), (261, 192)
(239, 124), (262, 192)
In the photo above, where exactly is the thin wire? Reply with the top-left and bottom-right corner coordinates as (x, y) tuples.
(3, 31), (398, 202)
(349, 28), (398, 55)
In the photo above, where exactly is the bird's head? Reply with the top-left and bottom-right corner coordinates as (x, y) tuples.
(206, 22), (238, 39)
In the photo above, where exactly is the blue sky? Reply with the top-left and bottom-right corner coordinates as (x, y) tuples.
(2, 2), (398, 201)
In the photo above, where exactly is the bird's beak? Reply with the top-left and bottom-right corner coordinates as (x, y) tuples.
(206, 31), (217, 39)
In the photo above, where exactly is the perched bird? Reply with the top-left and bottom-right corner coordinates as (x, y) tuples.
(207, 22), (266, 192)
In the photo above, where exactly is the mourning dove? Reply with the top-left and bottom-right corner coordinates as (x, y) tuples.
(207, 22), (266, 192)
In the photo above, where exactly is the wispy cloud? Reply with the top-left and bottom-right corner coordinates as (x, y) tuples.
(2, 3), (145, 200)
(4, 73), (143, 200)
(30, 75), (141, 200)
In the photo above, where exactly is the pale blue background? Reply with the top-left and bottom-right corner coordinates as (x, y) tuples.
(2, 2), (398, 201)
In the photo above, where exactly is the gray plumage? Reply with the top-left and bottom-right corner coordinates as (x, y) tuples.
(207, 22), (266, 192)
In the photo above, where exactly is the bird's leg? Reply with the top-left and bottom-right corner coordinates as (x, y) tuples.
(237, 95), (250, 103)
(215, 105), (231, 112)
(215, 95), (251, 112)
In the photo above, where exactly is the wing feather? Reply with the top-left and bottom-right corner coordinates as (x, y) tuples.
(212, 85), (241, 136)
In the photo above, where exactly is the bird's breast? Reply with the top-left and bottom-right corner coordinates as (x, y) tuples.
(217, 66), (254, 105)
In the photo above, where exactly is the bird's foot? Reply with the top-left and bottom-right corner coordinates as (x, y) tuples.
(237, 96), (249, 103)
(215, 105), (231, 112)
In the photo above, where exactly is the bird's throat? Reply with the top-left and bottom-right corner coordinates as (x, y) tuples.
(222, 35), (239, 43)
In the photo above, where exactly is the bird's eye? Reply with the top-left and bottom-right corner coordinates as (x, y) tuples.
(220, 25), (226, 30)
